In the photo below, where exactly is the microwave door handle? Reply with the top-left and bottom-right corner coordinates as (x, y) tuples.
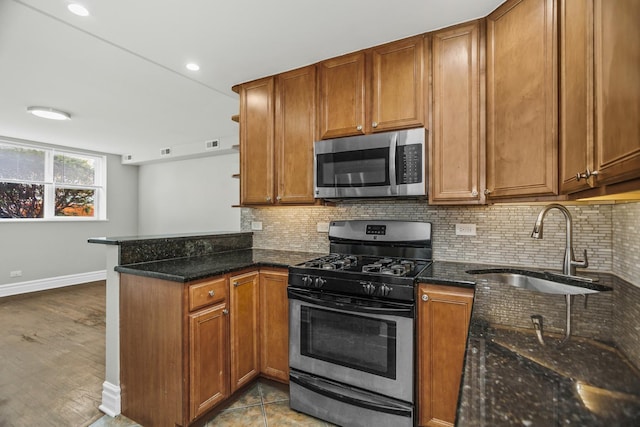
(389, 133), (397, 193)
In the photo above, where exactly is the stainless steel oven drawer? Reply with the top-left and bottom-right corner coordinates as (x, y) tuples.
(290, 369), (413, 427)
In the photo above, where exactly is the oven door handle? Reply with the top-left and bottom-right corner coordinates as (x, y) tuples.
(290, 371), (412, 418)
(287, 288), (414, 318)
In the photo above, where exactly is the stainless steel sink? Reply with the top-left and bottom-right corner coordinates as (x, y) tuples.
(466, 269), (612, 295)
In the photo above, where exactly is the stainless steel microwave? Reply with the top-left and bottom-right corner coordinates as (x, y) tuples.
(314, 128), (426, 199)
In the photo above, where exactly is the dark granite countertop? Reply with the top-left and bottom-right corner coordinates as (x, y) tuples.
(88, 231), (250, 246)
(114, 249), (324, 282)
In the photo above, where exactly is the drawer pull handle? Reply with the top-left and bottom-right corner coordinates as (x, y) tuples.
(208, 290), (215, 297)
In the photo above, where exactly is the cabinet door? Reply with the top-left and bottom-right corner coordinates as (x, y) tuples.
(370, 36), (425, 133)
(259, 269), (289, 382)
(417, 284), (474, 427)
(318, 52), (366, 139)
(275, 66), (316, 204)
(189, 303), (229, 420)
(559, 0), (595, 193)
(229, 270), (260, 392)
(430, 22), (485, 204)
(486, 0), (558, 199)
(593, 0), (640, 185)
(240, 76), (275, 205)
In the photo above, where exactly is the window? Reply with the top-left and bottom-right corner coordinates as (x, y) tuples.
(0, 140), (106, 220)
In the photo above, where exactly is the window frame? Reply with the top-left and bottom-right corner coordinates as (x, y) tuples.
(0, 139), (107, 222)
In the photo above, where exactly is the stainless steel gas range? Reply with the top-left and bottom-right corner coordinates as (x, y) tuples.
(288, 220), (433, 427)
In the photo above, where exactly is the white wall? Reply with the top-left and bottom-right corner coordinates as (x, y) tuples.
(0, 153), (139, 287)
(137, 154), (240, 235)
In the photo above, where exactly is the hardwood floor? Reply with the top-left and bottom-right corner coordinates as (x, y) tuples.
(0, 282), (106, 427)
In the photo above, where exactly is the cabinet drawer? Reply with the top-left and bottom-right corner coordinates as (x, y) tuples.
(189, 277), (227, 311)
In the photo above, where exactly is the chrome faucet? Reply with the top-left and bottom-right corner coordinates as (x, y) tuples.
(531, 203), (588, 276)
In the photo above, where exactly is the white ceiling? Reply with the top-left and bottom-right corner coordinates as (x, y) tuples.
(0, 0), (505, 156)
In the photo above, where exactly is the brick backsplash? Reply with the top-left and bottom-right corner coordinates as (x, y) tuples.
(242, 201), (615, 275)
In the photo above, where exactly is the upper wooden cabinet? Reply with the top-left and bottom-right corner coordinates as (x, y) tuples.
(275, 66), (317, 204)
(417, 284), (474, 427)
(560, 0), (640, 194)
(317, 52), (366, 139)
(486, 0), (558, 199)
(239, 66), (316, 206)
(239, 77), (275, 205)
(318, 36), (425, 139)
(429, 21), (485, 205)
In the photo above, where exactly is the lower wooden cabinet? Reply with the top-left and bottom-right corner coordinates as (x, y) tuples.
(260, 269), (290, 382)
(229, 270), (261, 393)
(120, 268), (290, 425)
(189, 302), (229, 420)
(417, 283), (474, 427)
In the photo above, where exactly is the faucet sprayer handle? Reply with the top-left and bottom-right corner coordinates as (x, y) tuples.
(571, 249), (589, 269)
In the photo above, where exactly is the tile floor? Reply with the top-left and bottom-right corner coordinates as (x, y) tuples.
(91, 379), (335, 427)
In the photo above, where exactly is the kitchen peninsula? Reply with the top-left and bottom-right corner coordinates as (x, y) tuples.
(88, 231), (320, 425)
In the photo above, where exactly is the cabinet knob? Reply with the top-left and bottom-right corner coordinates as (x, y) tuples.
(208, 290), (215, 297)
(356, 125), (363, 131)
(372, 122), (378, 128)
(484, 189), (492, 195)
(233, 281), (239, 287)
(471, 190), (478, 197)
(223, 309), (229, 315)
(266, 196), (272, 202)
(421, 294), (429, 302)
(576, 168), (599, 182)
(276, 195), (281, 202)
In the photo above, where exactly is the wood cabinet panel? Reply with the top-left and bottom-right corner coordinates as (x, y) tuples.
(559, 0), (595, 193)
(370, 36), (425, 132)
(486, 0), (558, 199)
(593, 0), (640, 185)
(259, 269), (289, 382)
(120, 274), (185, 427)
(189, 303), (229, 420)
(430, 21), (485, 204)
(318, 52), (366, 139)
(275, 66), (316, 204)
(229, 270), (260, 392)
(417, 284), (474, 427)
(240, 77), (275, 205)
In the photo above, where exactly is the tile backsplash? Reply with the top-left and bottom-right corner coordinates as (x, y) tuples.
(242, 201), (620, 275)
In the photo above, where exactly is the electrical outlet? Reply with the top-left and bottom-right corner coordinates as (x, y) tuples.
(10, 270), (22, 278)
(455, 224), (477, 236)
(316, 222), (330, 233)
(251, 221), (263, 231)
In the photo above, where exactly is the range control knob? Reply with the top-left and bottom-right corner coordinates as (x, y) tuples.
(301, 276), (312, 287)
(314, 277), (326, 288)
(361, 282), (376, 295)
(379, 284), (392, 297)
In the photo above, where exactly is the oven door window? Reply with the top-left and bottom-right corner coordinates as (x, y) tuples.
(316, 148), (390, 188)
(300, 306), (396, 379)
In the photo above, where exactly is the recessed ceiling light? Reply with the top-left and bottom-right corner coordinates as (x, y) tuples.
(27, 106), (71, 121)
(186, 63), (200, 71)
(68, 3), (90, 17)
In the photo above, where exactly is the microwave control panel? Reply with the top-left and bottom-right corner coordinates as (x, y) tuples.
(397, 144), (422, 184)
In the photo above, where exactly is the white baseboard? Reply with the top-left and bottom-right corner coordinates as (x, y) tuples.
(99, 381), (121, 417)
(0, 270), (107, 297)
